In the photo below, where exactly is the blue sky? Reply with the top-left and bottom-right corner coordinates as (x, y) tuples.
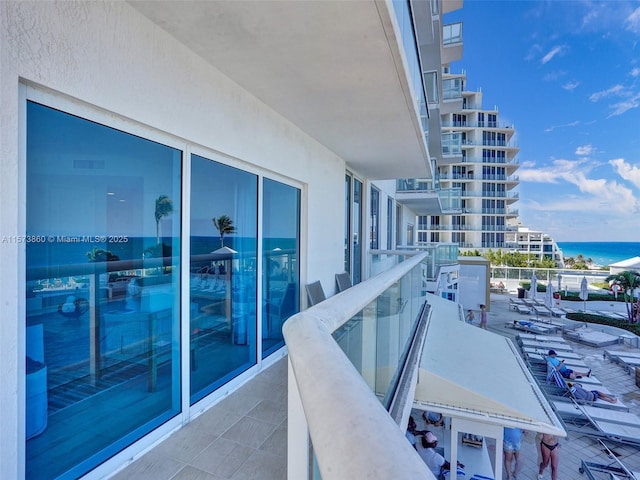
(446, 0), (640, 242)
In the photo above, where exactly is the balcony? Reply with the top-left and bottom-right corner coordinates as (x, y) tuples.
(442, 22), (463, 64)
(396, 180), (461, 215)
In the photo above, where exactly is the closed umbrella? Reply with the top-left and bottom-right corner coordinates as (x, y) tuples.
(557, 274), (562, 293)
(530, 273), (537, 300)
(579, 276), (589, 312)
(545, 281), (555, 309)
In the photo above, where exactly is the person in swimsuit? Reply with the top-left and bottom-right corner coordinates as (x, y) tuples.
(538, 433), (559, 480)
(479, 304), (487, 329)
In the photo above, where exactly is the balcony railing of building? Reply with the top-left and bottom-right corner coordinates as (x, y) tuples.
(426, 225), (516, 232)
(442, 121), (515, 129)
(462, 139), (518, 148)
(396, 178), (435, 192)
(442, 132), (462, 155)
(390, 0), (429, 141)
(455, 156), (519, 165)
(438, 187), (462, 211)
(460, 190), (519, 199)
(283, 252), (438, 479)
(442, 78), (463, 100)
(442, 22), (463, 45)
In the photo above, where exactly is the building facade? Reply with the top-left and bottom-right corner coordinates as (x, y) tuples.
(417, 69), (563, 263)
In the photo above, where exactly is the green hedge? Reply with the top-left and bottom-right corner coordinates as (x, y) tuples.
(566, 312), (640, 335)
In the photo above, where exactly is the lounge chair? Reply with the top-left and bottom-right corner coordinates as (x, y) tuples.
(579, 459), (639, 480)
(531, 305), (552, 317)
(522, 346), (582, 360)
(517, 333), (564, 342)
(552, 402), (640, 446)
(564, 328), (620, 348)
(549, 307), (565, 318)
(519, 339), (573, 353)
(508, 320), (552, 334)
(545, 368), (627, 411)
(513, 304), (531, 315)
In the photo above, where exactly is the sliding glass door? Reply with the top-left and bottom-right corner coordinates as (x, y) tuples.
(26, 101), (182, 479)
(189, 155), (258, 403)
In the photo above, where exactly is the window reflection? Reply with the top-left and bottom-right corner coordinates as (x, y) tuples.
(262, 179), (301, 358)
(25, 101), (181, 479)
(189, 155), (258, 403)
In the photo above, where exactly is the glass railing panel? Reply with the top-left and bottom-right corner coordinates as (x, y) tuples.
(391, 0), (429, 137)
(442, 132), (462, 155)
(443, 77), (462, 100)
(443, 22), (463, 45)
(438, 187), (462, 211)
(331, 259), (424, 409)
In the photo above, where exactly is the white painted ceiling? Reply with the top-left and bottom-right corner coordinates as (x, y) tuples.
(128, 0), (431, 180)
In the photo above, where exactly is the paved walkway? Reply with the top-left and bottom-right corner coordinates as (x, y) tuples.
(112, 293), (640, 480)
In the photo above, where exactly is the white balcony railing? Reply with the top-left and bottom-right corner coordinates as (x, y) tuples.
(283, 253), (436, 479)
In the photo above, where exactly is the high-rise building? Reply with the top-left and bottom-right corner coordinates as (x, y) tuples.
(418, 68), (563, 264)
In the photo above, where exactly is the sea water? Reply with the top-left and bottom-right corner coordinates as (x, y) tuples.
(557, 242), (640, 267)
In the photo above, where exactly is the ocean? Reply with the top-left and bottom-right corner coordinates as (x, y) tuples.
(557, 242), (640, 267)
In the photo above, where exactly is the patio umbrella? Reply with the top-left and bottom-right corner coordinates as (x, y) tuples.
(579, 276), (589, 312)
(557, 274), (562, 293)
(530, 273), (537, 300)
(545, 281), (555, 309)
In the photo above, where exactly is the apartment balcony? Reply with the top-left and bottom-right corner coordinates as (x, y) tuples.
(441, 120), (515, 130)
(396, 180), (461, 215)
(456, 156), (520, 166)
(442, 22), (463, 64)
(462, 139), (519, 149)
(506, 209), (519, 217)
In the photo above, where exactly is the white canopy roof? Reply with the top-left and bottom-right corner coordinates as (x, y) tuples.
(610, 256), (640, 273)
(414, 294), (565, 436)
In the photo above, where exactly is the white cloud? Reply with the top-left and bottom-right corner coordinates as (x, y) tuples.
(544, 120), (580, 132)
(626, 6), (640, 33)
(575, 144), (594, 156)
(562, 81), (580, 91)
(630, 67), (640, 77)
(610, 158), (640, 188)
(518, 158), (640, 215)
(589, 84), (627, 102)
(607, 92), (640, 117)
(524, 43), (543, 62)
(541, 45), (569, 64)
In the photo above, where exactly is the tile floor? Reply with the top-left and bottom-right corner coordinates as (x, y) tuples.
(112, 293), (640, 480)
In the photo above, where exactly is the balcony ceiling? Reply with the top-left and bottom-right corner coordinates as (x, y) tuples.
(128, 0), (431, 180)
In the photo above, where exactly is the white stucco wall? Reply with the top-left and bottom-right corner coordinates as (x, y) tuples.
(1, 2), (346, 477)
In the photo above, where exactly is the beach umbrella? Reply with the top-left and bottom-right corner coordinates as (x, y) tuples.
(545, 281), (555, 309)
(557, 274), (562, 293)
(579, 276), (589, 312)
(530, 273), (537, 300)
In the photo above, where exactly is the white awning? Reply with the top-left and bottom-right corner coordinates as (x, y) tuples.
(414, 294), (565, 436)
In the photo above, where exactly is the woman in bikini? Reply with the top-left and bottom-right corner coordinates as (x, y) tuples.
(538, 433), (559, 480)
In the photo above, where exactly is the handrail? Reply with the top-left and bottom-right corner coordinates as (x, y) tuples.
(283, 253), (434, 479)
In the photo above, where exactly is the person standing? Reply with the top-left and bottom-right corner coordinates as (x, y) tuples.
(465, 309), (475, 324)
(479, 304), (487, 329)
(538, 433), (559, 480)
(503, 427), (523, 480)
